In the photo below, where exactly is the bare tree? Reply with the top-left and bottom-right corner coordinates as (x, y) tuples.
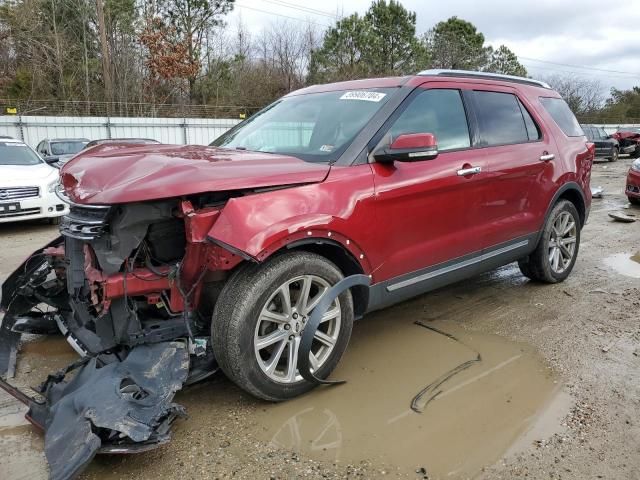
(543, 74), (604, 115)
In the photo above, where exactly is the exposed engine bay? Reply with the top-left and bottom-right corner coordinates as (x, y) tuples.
(0, 197), (246, 478)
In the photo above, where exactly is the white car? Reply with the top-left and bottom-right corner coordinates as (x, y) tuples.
(0, 137), (69, 224)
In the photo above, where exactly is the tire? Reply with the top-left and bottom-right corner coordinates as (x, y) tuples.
(629, 196), (640, 206)
(518, 200), (581, 283)
(48, 217), (60, 225)
(609, 147), (619, 162)
(211, 252), (354, 401)
(632, 146), (640, 159)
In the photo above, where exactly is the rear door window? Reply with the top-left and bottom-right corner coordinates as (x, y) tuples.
(389, 89), (471, 151)
(472, 91), (530, 146)
(539, 97), (584, 137)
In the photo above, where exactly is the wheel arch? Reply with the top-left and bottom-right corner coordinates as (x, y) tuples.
(541, 182), (587, 236)
(274, 238), (370, 319)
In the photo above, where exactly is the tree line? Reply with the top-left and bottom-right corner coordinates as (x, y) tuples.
(0, 0), (638, 122)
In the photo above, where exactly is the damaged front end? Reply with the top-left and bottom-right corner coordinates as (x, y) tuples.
(0, 196), (244, 479)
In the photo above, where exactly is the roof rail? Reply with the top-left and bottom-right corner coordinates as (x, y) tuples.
(417, 69), (551, 89)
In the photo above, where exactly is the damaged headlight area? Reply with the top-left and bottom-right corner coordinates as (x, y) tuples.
(0, 197), (244, 479)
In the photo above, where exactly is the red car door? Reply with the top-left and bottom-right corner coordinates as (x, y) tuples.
(469, 88), (554, 249)
(369, 84), (490, 284)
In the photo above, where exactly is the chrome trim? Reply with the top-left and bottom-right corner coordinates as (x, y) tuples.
(417, 69), (552, 89)
(457, 166), (482, 176)
(539, 154), (555, 161)
(0, 186), (39, 201)
(386, 239), (530, 292)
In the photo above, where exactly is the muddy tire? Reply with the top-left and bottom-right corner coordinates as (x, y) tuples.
(518, 200), (581, 283)
(211, 252), (354, 401)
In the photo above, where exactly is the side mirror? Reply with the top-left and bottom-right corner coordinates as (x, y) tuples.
(374, 133), (438, 164)
(43, 156), (59, 165)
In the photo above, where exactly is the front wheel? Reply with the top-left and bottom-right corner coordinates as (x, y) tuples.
(609, 147), (619, 162)
(211, 252), (354, 401)
(518, 200), (581, 283)
(629, 196), (640, 206)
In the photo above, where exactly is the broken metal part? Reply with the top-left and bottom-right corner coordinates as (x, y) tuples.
(297, 274), (371, 385)
(410, 321), (482, 413)
(41, 341), (189, 480)
(83, 202), (174, 275)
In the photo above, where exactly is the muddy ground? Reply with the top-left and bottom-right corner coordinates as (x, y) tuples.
(1, 157), (639, 480)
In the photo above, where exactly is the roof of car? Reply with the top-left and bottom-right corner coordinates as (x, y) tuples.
(86, 138), (159, 145)
(417, 69), (552, 89)
(0, 137), (24, 143)
(48, 138), (90, 142)
(289, 70), (552, 97)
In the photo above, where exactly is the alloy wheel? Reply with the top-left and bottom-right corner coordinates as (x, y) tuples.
(254, 275), (341, 383)
(548, 211), (577, 274)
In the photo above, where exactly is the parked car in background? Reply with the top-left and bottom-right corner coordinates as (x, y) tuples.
(581, 125), (619, 161)
(0, 137), (68, 223)
(36, 138), (89, 167)
(627, 158), (640, 205)
(83, 138), (159, 149)
(611, 127), (640, 158)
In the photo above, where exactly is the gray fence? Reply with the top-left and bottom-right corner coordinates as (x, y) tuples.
(0, 115), (242, 148)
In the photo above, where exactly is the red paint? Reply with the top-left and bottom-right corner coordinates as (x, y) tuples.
(627, 167), (640, 200)
(58, 74), (593, 303)
(390, 133), (436, 150)
(60, 145), (329, 204)
(103, 267), (171, 299)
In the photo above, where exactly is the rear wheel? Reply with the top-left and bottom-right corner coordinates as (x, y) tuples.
(518, 200), (581, 283)
(609, 147), (619, 162)
(211, 252), (354, 401)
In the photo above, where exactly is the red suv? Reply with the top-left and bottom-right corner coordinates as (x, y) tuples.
(0, 70), (593, 472)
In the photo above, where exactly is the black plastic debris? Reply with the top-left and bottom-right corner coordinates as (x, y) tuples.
(411, 321), (481, 413)
(41, 341), (189, 480)
(297, 274), (370, 385)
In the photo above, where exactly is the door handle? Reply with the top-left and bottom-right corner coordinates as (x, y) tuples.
(457, 166), (482, 176)
(539, 153), (555, 161)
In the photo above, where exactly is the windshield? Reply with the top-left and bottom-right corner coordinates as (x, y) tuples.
(0, 142), (43, 166)
(618, 127), (640, 134)
(211, 88), (396, 163)
(51, 141), (88, 156)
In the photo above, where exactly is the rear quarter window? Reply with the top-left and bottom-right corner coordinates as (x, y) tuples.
(539, 97), (584, 137)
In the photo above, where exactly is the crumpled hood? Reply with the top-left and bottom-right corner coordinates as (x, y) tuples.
(60, 145), (330, 204)
(1, 162), (58, 184)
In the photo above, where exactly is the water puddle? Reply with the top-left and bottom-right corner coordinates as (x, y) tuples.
(603, 252), (640, 278)
(255, 311), (562, 478)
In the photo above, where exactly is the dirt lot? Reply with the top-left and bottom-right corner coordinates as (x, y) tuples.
(1, 157), (639, 480)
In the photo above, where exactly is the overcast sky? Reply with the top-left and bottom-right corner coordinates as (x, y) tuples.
(229, 0), (640, 96)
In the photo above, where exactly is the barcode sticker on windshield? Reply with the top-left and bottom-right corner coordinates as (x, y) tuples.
(340, 91), (387, 102)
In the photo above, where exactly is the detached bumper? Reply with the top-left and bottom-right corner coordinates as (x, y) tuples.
(0, 339), (189, 480)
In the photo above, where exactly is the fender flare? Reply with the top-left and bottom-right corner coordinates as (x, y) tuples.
(536, 182), (587, 245)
